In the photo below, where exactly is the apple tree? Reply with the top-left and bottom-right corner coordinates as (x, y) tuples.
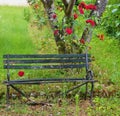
(27, 0), (108, 54)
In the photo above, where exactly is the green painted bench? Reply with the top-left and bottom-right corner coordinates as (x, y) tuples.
(3, 53), (97, 105)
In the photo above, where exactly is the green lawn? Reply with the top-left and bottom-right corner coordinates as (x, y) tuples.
(0, 6), (120, 116)
(0, 6), (36, 64)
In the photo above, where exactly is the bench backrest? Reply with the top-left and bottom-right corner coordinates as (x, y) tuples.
(3, 54), (91, 70)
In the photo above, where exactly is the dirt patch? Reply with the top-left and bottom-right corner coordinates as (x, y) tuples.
(0, 99), (91, 116)
(79, 100), (91, 116)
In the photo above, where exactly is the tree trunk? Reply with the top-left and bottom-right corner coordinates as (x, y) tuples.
(40, 0), (66, 54)
(41, 0), (77, 54)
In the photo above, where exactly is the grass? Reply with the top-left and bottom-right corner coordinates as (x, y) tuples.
(0, 5), (120, 116)
(90, 31), (120, 82)
(0, 6), (36, 66)
(0, 6), (36, 83)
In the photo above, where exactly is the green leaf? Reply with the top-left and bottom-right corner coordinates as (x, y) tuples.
(112, 8), (118, 13)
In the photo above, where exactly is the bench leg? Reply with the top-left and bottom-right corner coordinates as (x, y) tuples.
(62, 82), (88, 95)
(10, 85), (26, 98)
(10, 85), (32, 102)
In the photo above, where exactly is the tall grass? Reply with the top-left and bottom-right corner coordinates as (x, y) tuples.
(0, 6), (36, 63)
(89, 30), (120, 85)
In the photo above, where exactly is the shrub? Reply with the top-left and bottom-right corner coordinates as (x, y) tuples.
(102, 4), (120, 40)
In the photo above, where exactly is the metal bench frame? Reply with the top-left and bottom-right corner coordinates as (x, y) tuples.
(3, 53), (97, 105)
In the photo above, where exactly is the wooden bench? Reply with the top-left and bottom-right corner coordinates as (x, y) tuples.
(3, 53), (97, 105)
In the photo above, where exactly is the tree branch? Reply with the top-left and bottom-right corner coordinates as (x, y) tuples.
(89, 0), (108, 18)
(66, 0), (76, 17)
(82, 0), (108, 43)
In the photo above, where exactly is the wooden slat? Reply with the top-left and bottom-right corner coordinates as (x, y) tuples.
(4, 78), (86, 82)
(4, 78), (96, 84)
(4, 58), (91, 64)
(4, 64), (86, 69)
(3, 54), (90, 59)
